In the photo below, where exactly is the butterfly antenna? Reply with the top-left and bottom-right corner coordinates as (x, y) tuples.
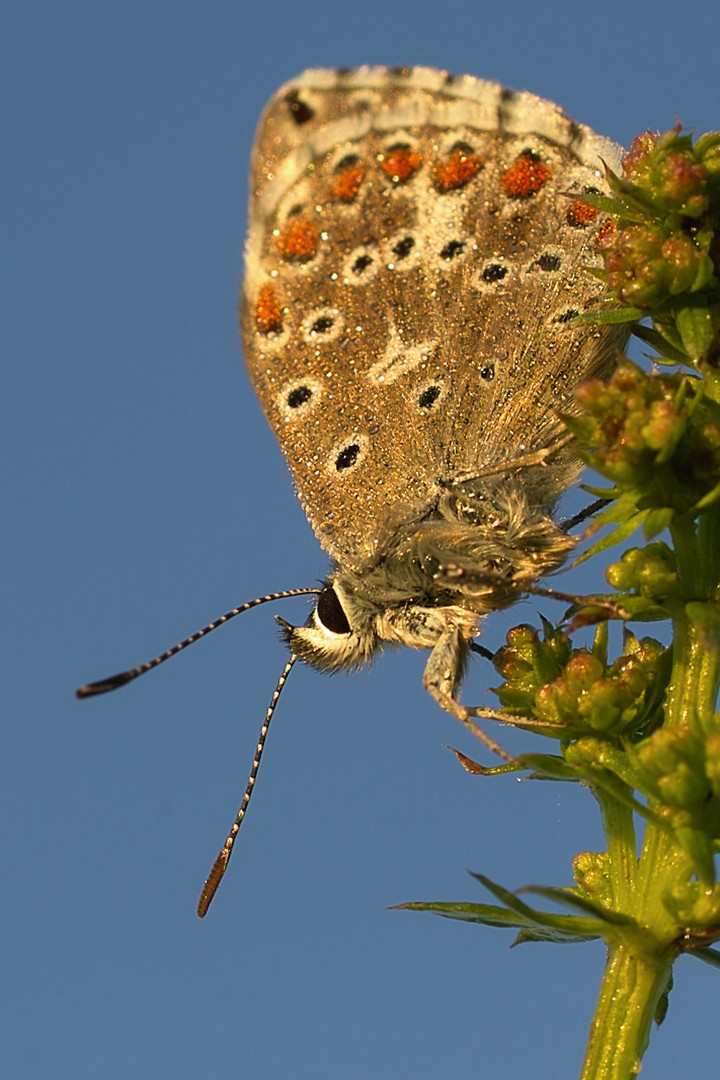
(76, 589), (319, 698)
(196, 654), (297, 918)
(469, 640), (495, 661)
(561, 497), (611, 534)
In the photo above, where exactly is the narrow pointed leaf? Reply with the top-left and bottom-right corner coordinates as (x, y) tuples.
(514, 926), (602, 945)
(392, 901), (536, 929)
(467, 874), (609, 938)
(519, 754), (583, 782)
(520, 885), (637, 927)
(687, 946), (720, 969)
(631, 323), (691, 364)
(394, 900), (607, 940)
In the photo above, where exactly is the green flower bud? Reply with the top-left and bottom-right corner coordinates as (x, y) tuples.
(606, 543), (679, 600)
(640, 397), (686, 451)
(622, 633), (665, 664)
(571, 362), (720, 512)
(493, 623), (573, 716)
(665, 879), (720, 926)
(600, 224), (670, 308)
(573, 851), (613, 906)
(660, 234), (709, 294)
(695, 132), (720, 188)
(635, 728), (709, 807)
(621, 131), (658, 187)
(656, 153), (709, 218)
(564, 736), (606, 769)
(657, 762), (705, 808)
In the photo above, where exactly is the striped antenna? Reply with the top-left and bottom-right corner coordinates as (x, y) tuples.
(76, 588), (319, 698)
(196, 655), (297, 918)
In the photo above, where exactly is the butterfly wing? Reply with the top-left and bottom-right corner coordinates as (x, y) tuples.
(240, 67), (625, 573)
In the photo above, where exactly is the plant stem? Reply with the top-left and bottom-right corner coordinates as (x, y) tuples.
(580, 506), (720, 1076)
(579, 936), (676, 1080)
(667, 510), (720, 730)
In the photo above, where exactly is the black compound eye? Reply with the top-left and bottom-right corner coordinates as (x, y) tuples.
(286, 89), (314, 125)
(317, 587), (351, 634)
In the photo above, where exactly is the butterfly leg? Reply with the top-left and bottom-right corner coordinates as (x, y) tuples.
(423, 628), (515, 763)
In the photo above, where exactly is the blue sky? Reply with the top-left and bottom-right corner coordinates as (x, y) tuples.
(5, 2), (719, 1077)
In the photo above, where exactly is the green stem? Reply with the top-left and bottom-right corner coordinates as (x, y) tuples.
(581, 791), (688, 1078)
(580, 508), (720, 1075)
(667, 512), (720, 729)
(579, 937), (676, 1080)
(596, 787), (637, 906)
(665, 607), (719, 728)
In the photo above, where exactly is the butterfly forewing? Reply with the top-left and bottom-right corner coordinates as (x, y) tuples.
(240, 67), (626, 573)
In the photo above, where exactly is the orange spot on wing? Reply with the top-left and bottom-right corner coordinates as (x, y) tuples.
(378, 145), (423, 183)
(331, 163), (366, 203)
(433, 146), (484, 192)
(597, 218), (616, 242)
(277, 219), (320, 261)
(254, 284), (283, 333)
(501, 152), (552, 198)
(566, 200), (599, 227)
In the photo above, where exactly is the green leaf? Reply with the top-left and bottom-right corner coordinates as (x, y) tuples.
(392, 900), (535, 928)
(673, 826), (716, 886)
(676, 303), (716, 361)
(573, 307), (646, 326)
(654, 971), (673, 1027)
(395, 894), (608, 942)
(688, 946), (720, 969)
(630, 322), (691, 365)
(569, 190), (626, 216)
(519, 753), (583, 781)
(467, 874), (608, 938)
(519, 885), (637, 927)
(573, 502), (649, 563)
(695, 477), (720, 511)
(513, 926), (602, 945)
(644, 507), (676, 538)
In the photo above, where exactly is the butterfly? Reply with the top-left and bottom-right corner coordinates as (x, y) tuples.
(79, 67), (627, 914)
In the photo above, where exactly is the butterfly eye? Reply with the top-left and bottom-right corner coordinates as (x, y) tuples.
(317, 587), (352, 634)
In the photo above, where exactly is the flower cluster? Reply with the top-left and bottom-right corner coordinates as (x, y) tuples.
(493, 623), (668, 742)
(566, 360), (720, 528)
(593, 127), (720, 364)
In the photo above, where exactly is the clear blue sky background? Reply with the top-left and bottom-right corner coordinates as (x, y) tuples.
(5, 3), (719, 1077)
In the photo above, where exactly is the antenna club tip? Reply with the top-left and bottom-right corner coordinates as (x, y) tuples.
(75, 671), (137, 698)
